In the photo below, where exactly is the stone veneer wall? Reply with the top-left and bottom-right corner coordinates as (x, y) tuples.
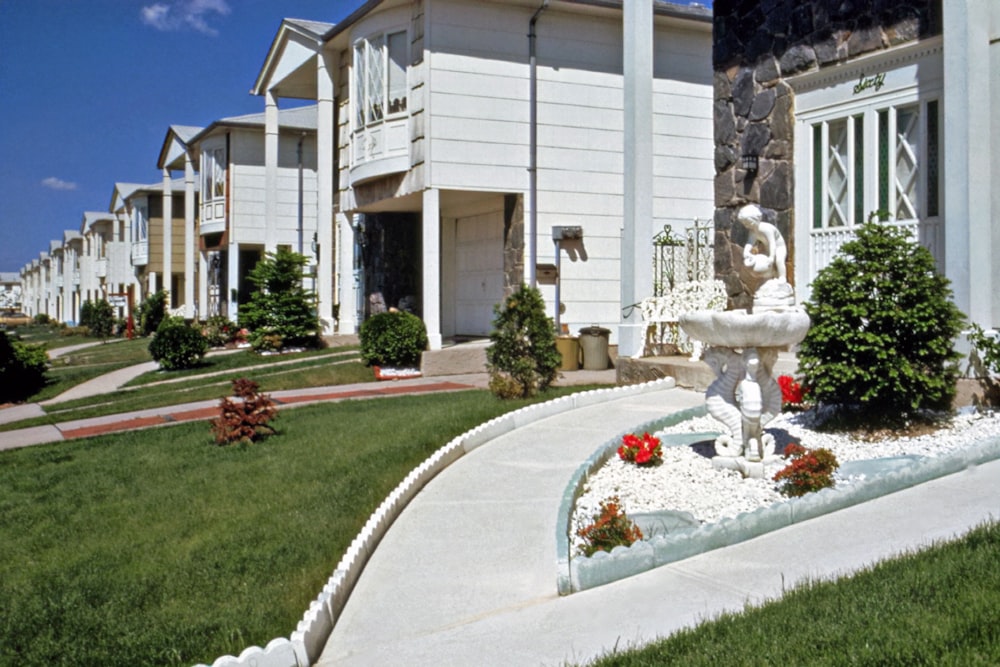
(711, 0), (940, 310)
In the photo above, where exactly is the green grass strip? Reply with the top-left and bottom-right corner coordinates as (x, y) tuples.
(583, 521), (1000, 666)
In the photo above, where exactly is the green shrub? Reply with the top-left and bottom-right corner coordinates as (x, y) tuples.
(968, 324), (1000, 377)
(359, 311), (428, 367)
(798, 219), (964, 425)
(138, 290), (167, 337)
(148, 321), (208, 370)
(238, 248), (319, 351)
(79, 299), (114, 339)
(32, 313), (51, 325)
(0, 331), (48, 402)
(486, 285), (560, 399)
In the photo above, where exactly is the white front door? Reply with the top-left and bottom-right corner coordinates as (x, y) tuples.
(454, 211), (504, 336)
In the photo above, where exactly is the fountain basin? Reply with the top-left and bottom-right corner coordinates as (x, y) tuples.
(679, 308), (810, 349)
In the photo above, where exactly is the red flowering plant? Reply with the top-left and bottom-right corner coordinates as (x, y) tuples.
(576, 496), (644, 557)
(617, 432), (663, 466)
(773, 442), (839, 497)
(777, 374), (807, 411)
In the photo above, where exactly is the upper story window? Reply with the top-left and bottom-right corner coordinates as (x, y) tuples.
(354, 29), (408, 129)
(134, 202), (149, 243)
(201, 147), (226, 203)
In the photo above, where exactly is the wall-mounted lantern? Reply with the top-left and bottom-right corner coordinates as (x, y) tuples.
(741, 153), (759, 174)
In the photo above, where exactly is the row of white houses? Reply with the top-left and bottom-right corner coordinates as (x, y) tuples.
(15, 0), (998, 352)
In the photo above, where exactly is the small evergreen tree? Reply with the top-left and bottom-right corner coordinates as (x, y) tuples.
(238, 248), (319, 351)
(798, 218), (964, 425)
(486, 284), (560, 398)
(138, 290), (167, 336)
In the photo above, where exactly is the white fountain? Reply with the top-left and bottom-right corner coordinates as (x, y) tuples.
(679, 204), (810, 478)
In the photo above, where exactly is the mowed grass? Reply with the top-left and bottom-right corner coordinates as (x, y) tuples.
(583, 521), (1000, 667)
(33, 338), (153, 402)
(0, 387), (589, 666)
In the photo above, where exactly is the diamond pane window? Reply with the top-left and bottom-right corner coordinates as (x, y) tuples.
(895, 105), (919, 220)
(826, 119), (849, 227)
(354, 30), (408, 130)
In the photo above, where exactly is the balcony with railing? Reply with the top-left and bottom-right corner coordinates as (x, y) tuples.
(132, 241), (148, 267)
(809, 218), (943, 283)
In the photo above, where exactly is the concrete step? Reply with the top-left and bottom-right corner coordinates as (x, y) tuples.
(420, 340), (490, 377)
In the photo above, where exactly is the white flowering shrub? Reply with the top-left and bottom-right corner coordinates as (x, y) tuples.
(639, 279), (727, 356)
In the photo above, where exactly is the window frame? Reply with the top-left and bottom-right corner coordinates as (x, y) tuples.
(353, 28), (409, 132)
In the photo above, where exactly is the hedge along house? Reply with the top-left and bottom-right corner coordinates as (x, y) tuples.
(712, 1), (998, 330)
(252, 1), (715, 349)
(114, 180), (189, 313)
(184, 105), (319, 323)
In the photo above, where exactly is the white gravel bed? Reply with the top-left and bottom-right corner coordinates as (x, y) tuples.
(571, 408), (1000, 555)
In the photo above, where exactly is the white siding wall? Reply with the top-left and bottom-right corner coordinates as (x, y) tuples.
(427, 1), (714, 338)
(230, 129), (319, 250)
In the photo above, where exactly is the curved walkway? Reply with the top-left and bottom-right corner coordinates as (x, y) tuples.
(315, 387), (1000, 666)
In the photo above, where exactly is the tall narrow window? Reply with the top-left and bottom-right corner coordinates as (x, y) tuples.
(354, 29), (408, 130)
(826, 119), (849, 228)
(894, 105), (919, 220)
(853, 114), (864, 226)
(926, 100), (939, 217)
(812, 124), (822, 229)
(878, 109), (889, 214)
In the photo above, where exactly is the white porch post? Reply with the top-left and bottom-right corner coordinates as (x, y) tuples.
(337, 212), (358, 334)
(161, 168), (173, 306)
(198, 251), (209, 320)
(620, 0), (654, 358)
(228, 243), (240, 321)
(422, 188), (443, 350)
(265, 90), (279, 253)
(943, 0), (993, 327)
(184, 151), (196, 319)
(316, 50), (336, 334)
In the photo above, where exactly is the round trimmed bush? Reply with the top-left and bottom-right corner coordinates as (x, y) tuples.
(359, 311), (428, 367)
(798, 219), (964, 424)
(149, 322), (209, 370)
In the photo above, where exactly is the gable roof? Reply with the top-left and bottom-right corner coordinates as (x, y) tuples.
(157, 124), (204, 170)
(188, 104), (318, 146)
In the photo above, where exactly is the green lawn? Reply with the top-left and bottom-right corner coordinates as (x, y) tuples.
(0, 387), (593, 666)
(32, 337), (153, 402)
(582, 521), (1000, 666)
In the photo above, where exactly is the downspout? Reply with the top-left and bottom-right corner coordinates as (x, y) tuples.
(528, 0), (549, 289)
(297, 132), (305, 256)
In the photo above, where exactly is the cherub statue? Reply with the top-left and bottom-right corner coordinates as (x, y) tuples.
(739, 204), (787, 282)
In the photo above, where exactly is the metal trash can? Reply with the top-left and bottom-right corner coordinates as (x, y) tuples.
(578, 326), (611, 370)
(555, 335), (580, 371)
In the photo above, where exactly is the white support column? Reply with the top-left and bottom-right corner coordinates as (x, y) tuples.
(161, 168), (173, 305)
(422, 188), (443, 350)
(620, 0), (654, 358)
(184, 151), (196, 319)
(943, 0), (992, 327)
(337, 212), (358, 334)
(317, 50), (336, 334)
(198, 251), (209, 320)
(265, 90), (279, 253)
(228, 242), (240, 321)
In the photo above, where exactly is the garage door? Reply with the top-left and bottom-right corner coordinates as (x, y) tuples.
(455, 211), (504, 336)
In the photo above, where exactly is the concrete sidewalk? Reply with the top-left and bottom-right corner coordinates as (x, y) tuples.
(316, 386), (1000, 667)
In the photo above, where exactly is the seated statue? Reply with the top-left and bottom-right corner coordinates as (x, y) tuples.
(737, 204), (794, 310)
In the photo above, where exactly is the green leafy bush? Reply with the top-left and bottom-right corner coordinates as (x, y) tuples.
(798, 219), (964, 425)
(238, 248), (319, 351)
(138, 290), (167, 337)
(32, 313), (51, 325)
(148, 321), (208, 370)
(359, 311), (428, 367)
(576, 496), (643, 557)
(968, 324), (1000, 377)
(79, 299), (114, 339)
(0, 331), (48, 402)
(486, 285), (560, 399)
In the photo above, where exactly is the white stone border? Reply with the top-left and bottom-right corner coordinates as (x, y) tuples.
(194, 378), (676, 667)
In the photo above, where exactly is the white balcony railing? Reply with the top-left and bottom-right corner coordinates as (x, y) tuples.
(132, 242), (148, 266)
(96, 258), (108, 279)
(809, 218), (943, 283)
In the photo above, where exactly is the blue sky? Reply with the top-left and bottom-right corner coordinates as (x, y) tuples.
(0, 0), (712, 274)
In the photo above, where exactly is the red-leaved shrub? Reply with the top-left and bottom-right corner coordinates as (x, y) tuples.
(210, 378), (278, 445)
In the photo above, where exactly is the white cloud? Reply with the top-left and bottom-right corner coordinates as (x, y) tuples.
(140, 0), (230, 36)
(41, 177), (77, 191)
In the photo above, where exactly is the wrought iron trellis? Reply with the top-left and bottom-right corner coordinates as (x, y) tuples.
(652, 217), (714, 296)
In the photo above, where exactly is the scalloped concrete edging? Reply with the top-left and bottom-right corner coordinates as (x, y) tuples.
(559, 413), (1000, 595)
(195, 377), (677, 667)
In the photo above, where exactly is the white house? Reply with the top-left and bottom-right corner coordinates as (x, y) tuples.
(184, 106), (320, 321)
(251, 1), (715, 347)
(712, 1), (998, 331)
(0, 272), (22, 313)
